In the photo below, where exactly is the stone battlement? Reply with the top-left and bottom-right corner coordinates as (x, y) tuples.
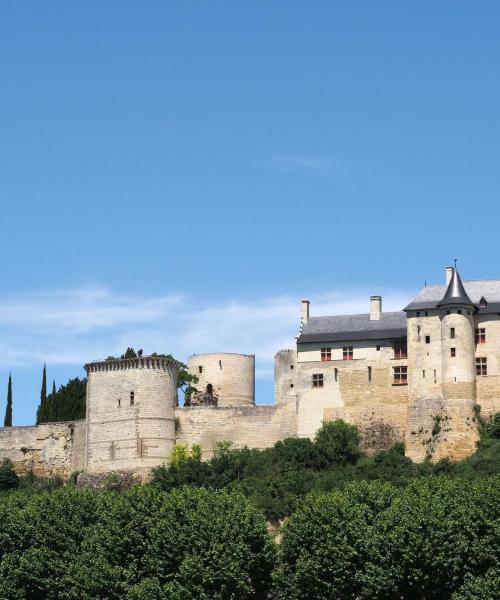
(84, 356), (182, 373)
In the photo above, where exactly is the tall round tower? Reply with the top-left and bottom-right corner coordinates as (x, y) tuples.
(438, 269), (476, 401)
(186, 353), (255, 407)
(84, 356), (181, 475)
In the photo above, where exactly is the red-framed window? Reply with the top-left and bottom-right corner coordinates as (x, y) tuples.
(393, 340), (407, 359)
(343, 346), (353, 360)
(321, 347), (332, 361)
(393, 366), (408, 385)
(476, 357), (487, 376)
(475, 328), (486, 344)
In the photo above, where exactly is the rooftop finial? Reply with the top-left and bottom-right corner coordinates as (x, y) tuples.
(454, 258), (457, 269)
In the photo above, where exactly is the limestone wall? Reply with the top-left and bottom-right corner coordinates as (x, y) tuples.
(0, 420), (86, 477)
(475, 314), (500, 417)
(187, 353), (255, 407)
(175, 400), (298, 460)
(294, 340), (408, 452)
(274, 349), (297, 405)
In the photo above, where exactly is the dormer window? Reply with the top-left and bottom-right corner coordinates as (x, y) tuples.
(479, 296), (488, 307)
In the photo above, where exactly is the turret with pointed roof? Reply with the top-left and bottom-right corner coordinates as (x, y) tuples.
(437, 268), (474, 308)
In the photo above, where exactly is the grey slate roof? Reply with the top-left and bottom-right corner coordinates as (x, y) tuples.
(404, 279), (500, 312)
(437, 269), (474, 308)
(297, 312), (407, 344)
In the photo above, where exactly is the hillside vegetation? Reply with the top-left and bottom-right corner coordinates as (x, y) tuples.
(0, 415), (498, 599)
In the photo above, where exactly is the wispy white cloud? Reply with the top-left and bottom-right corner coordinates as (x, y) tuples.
(0, 286), (414, 379)
(273, 155), (337, 176)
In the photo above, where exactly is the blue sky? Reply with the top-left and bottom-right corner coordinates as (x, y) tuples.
(1, 1), (500, 424)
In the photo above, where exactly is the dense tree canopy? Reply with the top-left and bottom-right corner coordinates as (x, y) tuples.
(36, 377), (86, 424)
(0, 486), (274, 599)
(274, 477), (500, 600)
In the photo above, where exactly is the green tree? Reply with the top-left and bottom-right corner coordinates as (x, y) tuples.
(0, 458), (19, 490)
(314, 419), (361, 466)
(452, 568), (500, 600)
(36, 364), (48, 425)
(3, 374), (12, 427)
(38, 377), (86, 423)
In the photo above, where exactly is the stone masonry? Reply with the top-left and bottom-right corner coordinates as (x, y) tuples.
(0, 265), (499, 477)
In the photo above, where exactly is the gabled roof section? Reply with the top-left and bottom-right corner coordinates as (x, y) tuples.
(404, 277), (500, 313)
(437, 269), (474, 308)
(297, 311), (407, 344)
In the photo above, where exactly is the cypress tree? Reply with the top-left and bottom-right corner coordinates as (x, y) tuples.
(4, 374), (12, 427)
(36, 365), (49, 425)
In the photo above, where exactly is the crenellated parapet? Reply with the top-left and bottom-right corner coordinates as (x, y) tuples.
(85, 356), (182, 374)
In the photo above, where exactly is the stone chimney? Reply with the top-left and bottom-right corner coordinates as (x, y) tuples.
(446, 266), (454, 285)
(301, 299), (310, 325)
(370, 295), (382, 321)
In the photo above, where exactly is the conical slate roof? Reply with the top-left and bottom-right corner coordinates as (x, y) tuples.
(437, 269), (474, 307)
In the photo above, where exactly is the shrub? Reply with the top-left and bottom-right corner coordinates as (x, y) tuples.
(314, 419), (362, 466)
(0, 459), (19, 491)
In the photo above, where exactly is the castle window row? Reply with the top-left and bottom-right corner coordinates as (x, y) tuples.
(316, 342), (407, 361)
(311, 367), (408, 387)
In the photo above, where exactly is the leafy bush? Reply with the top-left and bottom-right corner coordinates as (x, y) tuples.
(314, 419), (362, 466)
(0, 459), (19, 491)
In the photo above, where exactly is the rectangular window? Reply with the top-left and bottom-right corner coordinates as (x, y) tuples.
(368, 366), (372, 381)
(422, 370), (426, 378)
(393, 366), (408, 385)
(425, 335), (431, 344)
(450, 327), (455, 339)
(376, 345), (381, 351)
(334, 368), (338, 382)
(475, 328), (486, 344)
(198, 366), (203, 373)
(343, 346), (353, 360)
(476, 357), (487, 376)
(393, 340), (407, 359)
(312, 373), (324, 388)
(130, 391), (135, 406)
(321, 347), (332, 361)
(450, 347), (456, 357)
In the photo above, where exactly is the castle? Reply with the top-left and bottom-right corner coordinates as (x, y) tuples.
(1, 265), (499, 478)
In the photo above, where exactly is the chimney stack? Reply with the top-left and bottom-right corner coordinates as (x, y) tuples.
(301, 299), (310, 325)
(446, 266), (454, 285)
(370, 295), (382, 321)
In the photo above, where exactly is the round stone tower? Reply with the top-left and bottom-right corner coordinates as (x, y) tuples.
(186, 353), (255, 407)
(437, 269), (476, 402)
(84, 356), (181, 475)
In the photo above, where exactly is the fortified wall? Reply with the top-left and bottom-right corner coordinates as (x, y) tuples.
(0, 420), (85, 477)
(1, 266), (498, 477)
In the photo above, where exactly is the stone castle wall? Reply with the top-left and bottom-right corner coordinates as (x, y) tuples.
(292, 339), (409, 453)
(175, 400), (298, 459)
(0, 420), (85, 477)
